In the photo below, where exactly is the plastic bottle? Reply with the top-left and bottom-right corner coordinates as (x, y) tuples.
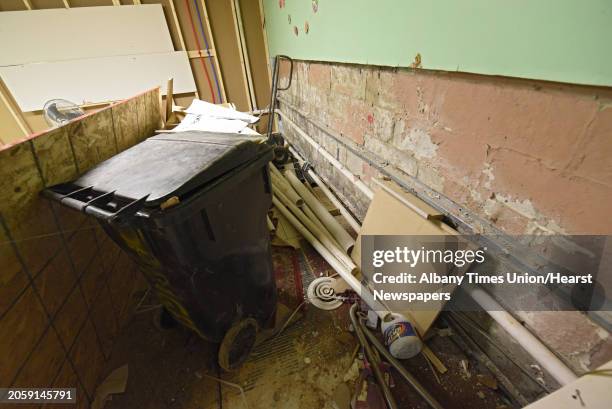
(381, 313), (422, 359)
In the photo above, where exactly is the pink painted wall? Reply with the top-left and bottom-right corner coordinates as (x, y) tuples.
(278, 61), (612, 374)
(280, 61), (612, 235)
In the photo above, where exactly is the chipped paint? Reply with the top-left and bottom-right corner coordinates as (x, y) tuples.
(396, 128), (438, 160)
(279, 60), (612, 237)
(410, 53), (422, 69)
(482, 162), (495, 189)
(277, 58), (612, 379)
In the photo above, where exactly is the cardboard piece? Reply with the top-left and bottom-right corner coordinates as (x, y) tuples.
(351, 186), (466, 335)
(371, 178), (443, 220)
(271, 209), (301, 249)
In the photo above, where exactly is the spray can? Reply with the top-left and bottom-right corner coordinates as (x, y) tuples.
(381, 313), (422, 359)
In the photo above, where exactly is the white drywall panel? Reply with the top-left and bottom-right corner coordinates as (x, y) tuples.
(0, 5), (174, 66)
(0, 52), (196, 111)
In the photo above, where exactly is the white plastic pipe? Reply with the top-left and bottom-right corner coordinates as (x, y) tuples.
(465, 285), (577, 385)
(285, 171), (355, 253)
(273, 196), (388, 317)
(270, 171), (303, 207)
(280, 109), (578, 386)
(278, 110), (374, 200)
(288, 145), (361, 234)
(274, 188), (356, 272)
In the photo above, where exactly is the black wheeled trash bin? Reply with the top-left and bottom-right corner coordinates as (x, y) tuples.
(43, 131), (277, 370)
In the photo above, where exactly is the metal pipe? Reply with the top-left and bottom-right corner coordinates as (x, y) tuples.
(354, 307), (445, 409)
(349, 304), (398, 409)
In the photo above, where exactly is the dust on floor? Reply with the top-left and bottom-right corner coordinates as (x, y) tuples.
(101, 243), (514, 409)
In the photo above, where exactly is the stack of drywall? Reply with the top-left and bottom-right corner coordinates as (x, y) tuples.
(0, 5), (195, 112)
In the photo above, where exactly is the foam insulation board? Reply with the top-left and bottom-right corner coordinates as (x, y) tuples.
(0, 5), (173, 66)
(0, 52), (196, 112)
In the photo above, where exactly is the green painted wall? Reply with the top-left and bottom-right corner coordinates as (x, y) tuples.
(263, 0), (612, 86)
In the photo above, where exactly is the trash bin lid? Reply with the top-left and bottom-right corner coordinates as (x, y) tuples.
(74, 131), (270, 207)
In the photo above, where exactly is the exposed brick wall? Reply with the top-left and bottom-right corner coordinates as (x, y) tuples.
(277, 60), (612, 375)
(279, 61), (612, 235)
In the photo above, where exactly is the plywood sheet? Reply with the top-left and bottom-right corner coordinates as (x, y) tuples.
(207, 0), (251, 111)
(0, 52), (195, 111)
(0, 87), (160, 400)
(0, 5), (173, 66)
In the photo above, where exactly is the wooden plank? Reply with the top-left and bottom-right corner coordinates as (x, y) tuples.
(240, 0), (271, 105)
(167, 0), (187, 51)
(165, 78), (174, 122)
(241, 0), (272, 132)
(257, 0), (272, 83)
(0, 51), (195, 112)
(232, 0), (256, 110)
(0, 5), (173, 66)
(206, 0), (251, 111)
(187, 49), (213, 58)
(199, 0), (226, 102)
(0, 78), (31, 139)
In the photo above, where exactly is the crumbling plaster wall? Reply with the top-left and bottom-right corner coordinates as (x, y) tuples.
(277, 60), (612, 375)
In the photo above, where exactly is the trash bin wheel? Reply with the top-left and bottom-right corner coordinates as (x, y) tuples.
(218, 318), (258, 371)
